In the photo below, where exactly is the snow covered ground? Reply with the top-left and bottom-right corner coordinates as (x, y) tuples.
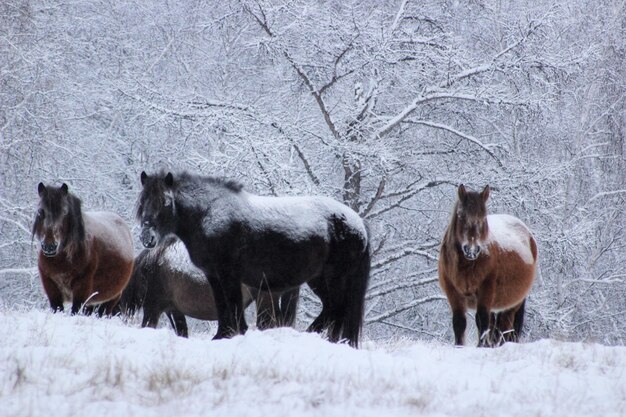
(1, 309), (624, 417)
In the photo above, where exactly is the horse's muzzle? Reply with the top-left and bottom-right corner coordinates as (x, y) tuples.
(41, 240), (59, 257)
(141, 227), (157, 249)
(462, 244), (481, 261)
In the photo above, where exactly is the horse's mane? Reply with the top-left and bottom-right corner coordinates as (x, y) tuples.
(137, 171), (244, 218)
(156, 171), (245, 214)
(65, 193), (86, 256)
(175, 171), (244, 193)
(442, 200), (461, 261)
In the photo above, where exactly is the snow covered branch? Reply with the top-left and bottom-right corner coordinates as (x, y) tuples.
(365, 295), (446, 323)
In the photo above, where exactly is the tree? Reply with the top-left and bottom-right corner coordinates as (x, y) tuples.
(1, 0), (623, 344)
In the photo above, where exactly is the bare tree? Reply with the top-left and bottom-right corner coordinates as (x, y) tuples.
(0, 0), (623, 343)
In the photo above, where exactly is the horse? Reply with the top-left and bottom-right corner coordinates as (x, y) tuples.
(119, 235), (300, 337)
(438, 184), (538, 347)
(32, 183), (134, 315)
(136, 171), (370, 347)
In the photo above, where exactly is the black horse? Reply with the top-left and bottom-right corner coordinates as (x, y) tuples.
(119, 235), (299, 337)
(137, 171), (370, 347)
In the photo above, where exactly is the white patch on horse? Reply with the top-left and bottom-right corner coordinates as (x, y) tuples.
(486, 214), (534, 265)
(161, 241), (205, 282)
(243, 193), (368, 244)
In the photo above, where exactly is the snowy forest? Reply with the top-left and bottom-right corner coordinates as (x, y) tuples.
(1, 0), (624, 345)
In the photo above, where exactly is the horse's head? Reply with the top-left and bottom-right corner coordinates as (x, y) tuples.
(33, 183), (83, 257)
(454, 184), (490, 261)
(137, 171), (177, 249)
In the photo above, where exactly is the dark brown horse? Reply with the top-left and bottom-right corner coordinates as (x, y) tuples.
(32, 183), (134, 315)
(119, 235), (299, 337)
(438, 185), (538, 347)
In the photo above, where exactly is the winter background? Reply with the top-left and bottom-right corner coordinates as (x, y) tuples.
(0, 1), (624, 416)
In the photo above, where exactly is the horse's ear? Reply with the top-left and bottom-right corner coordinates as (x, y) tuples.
(481, 185), (490, 202)
(458, 184), (467, 201)
(60, 183), (69, 195)
(38, 183), (47, 197)
(164, 172), (174, 187)
(140, 171), (148, 186)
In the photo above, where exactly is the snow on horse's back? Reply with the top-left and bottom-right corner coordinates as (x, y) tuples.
(486, 214), (535, 265)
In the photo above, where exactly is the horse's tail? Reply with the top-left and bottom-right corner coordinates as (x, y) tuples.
(119, 249), (151, 316)
(514, 298), (526, 337)
(341, 238), (371, 348)
(279, 287), (300, 327)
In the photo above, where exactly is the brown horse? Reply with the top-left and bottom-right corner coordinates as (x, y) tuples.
(119, 235), (299, 337)
(32, 183), (134, 315)
(438, 185), (538, 347)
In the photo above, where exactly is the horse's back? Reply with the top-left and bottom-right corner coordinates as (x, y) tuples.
(487, 214), (536, 265)
(84, 211), (134, 260)
(245, 193), (368, 244)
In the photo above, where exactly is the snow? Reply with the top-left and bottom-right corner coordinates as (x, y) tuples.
(244, 193), (368, 244)
(1, 309), (624, 417)
(160, 240), (205, 281)
(487, 214), (535, 264)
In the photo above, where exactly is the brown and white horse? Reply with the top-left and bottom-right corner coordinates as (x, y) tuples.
(438, 185), (538, 347)
(32, 183), (134, 315)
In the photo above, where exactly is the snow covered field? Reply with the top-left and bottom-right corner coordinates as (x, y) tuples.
(1, 310), (624, 417)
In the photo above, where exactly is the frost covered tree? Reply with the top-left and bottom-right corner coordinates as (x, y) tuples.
(1, 0), (623, 344)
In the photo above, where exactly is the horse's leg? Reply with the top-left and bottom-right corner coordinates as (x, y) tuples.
(307, 310), (330, 333)
(476, 278), (496, 347)
(207, 271), (248, 339)
(452, 308), (467, 346)
(306, 276), (332, 334)
(166, 310), (188, 337)
(309, 273), (347, 343)
(99, 294), (122, 317)
(108, 300), (122, 317)
(495, 300), (526, 344)
(141, 305), (161, 329)
(40, 273), (64, 312)
(475, 305), (493, 347)
(439, 273), (467, 345)
(96, 304), (107, 317)
(513, 298), (526, 339)
(70, 272), (96, 315)
(494, 309), (516, 345)
(279, 287), (299, 327)
(489, 312), (501, 344)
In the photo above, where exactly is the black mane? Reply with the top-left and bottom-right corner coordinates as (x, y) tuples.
(65, 193), (86, 247)
(137, 170), (244, 221)
(176, 171), (244, 193)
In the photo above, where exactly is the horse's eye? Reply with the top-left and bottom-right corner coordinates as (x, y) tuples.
(38, 209), (45, 218)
